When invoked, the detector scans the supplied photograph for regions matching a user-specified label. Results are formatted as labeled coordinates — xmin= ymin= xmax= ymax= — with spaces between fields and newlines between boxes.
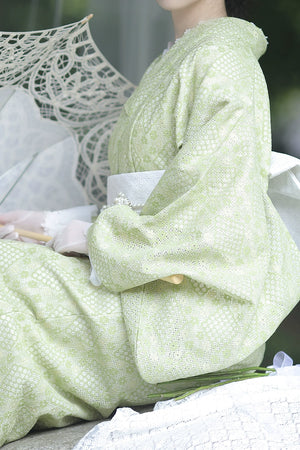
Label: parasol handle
xmin=0 ymin=224 xmax=52 ymax=242
xmin=0 ymin=225 xmax=184 ymax=285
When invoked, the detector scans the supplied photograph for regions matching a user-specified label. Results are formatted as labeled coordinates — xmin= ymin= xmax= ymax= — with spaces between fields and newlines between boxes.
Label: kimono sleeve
xmin=87 ymin=47 xmax=271 ymax=297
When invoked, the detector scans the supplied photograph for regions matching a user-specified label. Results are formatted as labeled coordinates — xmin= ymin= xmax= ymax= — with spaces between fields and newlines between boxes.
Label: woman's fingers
xmin=0 ymin=210 xmax=27 ymax=224
xmin=0 ymin=224 xmax=47 ymax=244
xmin=0 ymin=210 xmax=46 ymax=233
xmin=0 ymin=224 xmax=19 ymax=240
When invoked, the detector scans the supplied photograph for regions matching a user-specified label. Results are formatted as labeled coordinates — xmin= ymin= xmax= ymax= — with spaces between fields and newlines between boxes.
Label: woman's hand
xmin=0 ymin=224 xmax=19 ymax=241
xmin=0 ymin=210 xmax=46 ymax=243
xmin=47 ymin=220 xmax=91 ymax=255
xmin=0 ymin=207 xmax=97 ymax=247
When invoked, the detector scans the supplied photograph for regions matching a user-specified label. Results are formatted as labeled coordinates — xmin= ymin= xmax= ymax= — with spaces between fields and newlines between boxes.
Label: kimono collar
xmin=167 ymin=17 xmax=268 ymax=61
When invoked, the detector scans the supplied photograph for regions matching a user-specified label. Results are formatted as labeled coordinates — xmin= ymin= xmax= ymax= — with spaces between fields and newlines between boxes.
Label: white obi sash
xmin=107 ymin=151 xmax=300 ymax=250
xmin=107 ymin=170 xmax=165 ymax=211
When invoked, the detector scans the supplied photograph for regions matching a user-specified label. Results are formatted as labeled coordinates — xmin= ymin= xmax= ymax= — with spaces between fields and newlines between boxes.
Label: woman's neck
xmin=171 ymin=1 xmax=227 ymax=39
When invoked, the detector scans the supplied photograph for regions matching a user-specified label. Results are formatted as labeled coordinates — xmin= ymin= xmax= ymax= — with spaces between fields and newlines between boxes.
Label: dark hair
xmin=225 ymin=0 xmax=252 ymax=19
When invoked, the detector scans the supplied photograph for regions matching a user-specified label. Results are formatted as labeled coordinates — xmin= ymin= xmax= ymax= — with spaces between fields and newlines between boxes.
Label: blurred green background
xmin=0 ymin=0 xmax=299 ymax=366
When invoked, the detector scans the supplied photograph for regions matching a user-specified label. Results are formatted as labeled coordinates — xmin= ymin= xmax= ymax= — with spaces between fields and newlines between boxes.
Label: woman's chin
xmin=156 ymin=0 xmax=200 ymax=12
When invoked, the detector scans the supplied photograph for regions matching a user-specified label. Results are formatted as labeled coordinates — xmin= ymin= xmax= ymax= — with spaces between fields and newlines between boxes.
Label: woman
xmin=0 ymin=0 xmax=300 ymax=444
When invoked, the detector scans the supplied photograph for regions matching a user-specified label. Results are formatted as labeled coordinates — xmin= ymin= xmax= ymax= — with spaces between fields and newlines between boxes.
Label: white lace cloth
xmin=74 ymin=352 xmax=300 ymax=449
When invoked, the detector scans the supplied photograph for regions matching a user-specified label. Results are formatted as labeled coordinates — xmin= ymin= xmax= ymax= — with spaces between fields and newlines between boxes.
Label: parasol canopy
xmin=0 ymin=86 xmax=87 ymax=211
xmin=0 ymin=15 xmax=135 ymax=210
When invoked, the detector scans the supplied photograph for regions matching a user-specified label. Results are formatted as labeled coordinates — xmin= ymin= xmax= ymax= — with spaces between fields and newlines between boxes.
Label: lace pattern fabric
xmin=74 ymin=371 xmax=300 ymax=449
xmin=88 ymin=18 xmax=300 ymax=383
xmin=0 ymin=86 xmax=89 ymax=211
xmin=0 ymin=17 xmax=135 ymax=208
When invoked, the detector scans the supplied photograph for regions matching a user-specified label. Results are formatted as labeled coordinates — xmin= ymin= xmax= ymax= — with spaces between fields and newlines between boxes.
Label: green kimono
xmin=89 ymin=17 xmax=300 ymax=382
xmin=0 ymin=17 xmax=299 ymax=445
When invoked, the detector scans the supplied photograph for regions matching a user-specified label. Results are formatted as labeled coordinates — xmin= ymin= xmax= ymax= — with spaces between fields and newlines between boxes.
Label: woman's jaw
xmin=156 ymin=0 xmax=227 ymax=39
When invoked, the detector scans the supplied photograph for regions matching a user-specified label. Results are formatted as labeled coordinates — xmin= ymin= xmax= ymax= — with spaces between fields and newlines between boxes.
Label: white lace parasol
xmin=0 ymin=15 xmax=135 ymax=210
